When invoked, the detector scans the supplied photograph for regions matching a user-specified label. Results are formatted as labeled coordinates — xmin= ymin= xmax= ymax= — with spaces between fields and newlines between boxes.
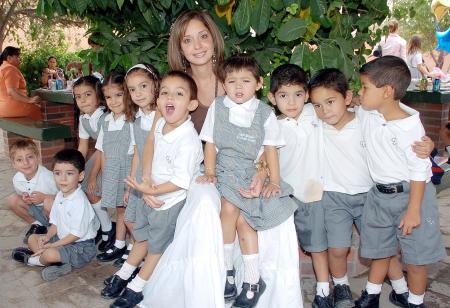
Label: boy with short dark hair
xmin=356 ymin=56 xmax=446 ymax=308
xmin=7 ymin=139 xmax=58 ymax=243
xmin=11 ymin=149 xmax=99 ymax=282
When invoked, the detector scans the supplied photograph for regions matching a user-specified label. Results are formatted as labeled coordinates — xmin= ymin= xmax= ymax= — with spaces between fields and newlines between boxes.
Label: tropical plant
xmin=36 ymin=0 xmax=389 ymax=88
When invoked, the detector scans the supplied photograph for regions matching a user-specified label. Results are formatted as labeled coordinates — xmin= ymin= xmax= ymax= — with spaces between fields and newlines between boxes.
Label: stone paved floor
xmin=0 ymin=153 xmax=449 ymax=308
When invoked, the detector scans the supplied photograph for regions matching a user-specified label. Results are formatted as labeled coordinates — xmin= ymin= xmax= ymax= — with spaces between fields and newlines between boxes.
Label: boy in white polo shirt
xmin=6 ymin=139 xmax=58 ymax=243
xmin=355 ymin=56 xmax=446 ymax=308
xmin=104 ymin=71 xmax=202 ymax=308
xmin=12 ymin=149 xmax=99 ymax=281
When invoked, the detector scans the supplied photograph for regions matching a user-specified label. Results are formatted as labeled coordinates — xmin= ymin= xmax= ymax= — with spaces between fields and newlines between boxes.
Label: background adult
xmin=0 ymin=46 xmax=41 ymax=119
xmin=407 ymin=34 xmax=432 ymax=79
xmin=41 ymin=56 xmax=65 ymax=88
xmin=377 ymin=19 xmax=407 ymax=61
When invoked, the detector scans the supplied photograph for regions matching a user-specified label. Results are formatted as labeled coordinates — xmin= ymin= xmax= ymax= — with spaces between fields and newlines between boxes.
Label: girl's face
xmin=103 ymin=84 xmax=125 ymax=115
xmin=126 ymin=72 xmax=156 ymax=113
xmin=181 ymin=19 xmax=214 ymax=67
xmin=223 ymin=69 xmax=262 ymax=104
xmin=73 ymin=84 xmax=99 ymax=115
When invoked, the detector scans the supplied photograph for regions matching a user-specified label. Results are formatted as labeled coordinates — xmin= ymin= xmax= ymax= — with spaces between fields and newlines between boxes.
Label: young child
xmin=73 ymin=75 xmax=115 ymax=252
xmin=95 ymin=71 xmax=135 ymax=263
xmin=103 ymin=71 xmax=202 ymax=308
xmin=6 ymin=139 xmax=58 ymax=243
xmin=267 ymin=64 xmax=329 ymax=307
xmin=115 ymin=63 xmax=160 ymax=268
xmin=198 ymin=54 xmax=297 ymax=307
xmin=11 ymin=149 xmax=98 ymax=281
xmin=355 ymin=56 xmax=446 ymax=308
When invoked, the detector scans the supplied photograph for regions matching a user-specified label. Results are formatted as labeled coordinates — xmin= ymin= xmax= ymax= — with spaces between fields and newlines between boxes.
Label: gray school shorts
xmin=360 ymin=182 xmax=446 ymax=265
xmin=28 ymin=205 xmax=49 ymax=226
xmin=323 ymin=191 xmax=366 ymax=248
xmin=132 ymin=199 xmax=185 ymax=254
xmin=49 ymin=236 xmax=96 ymax=268
xmin=293 ymin=196 xmax=327 ymax=253
xmin=124 ymin=190 xmax=141 ymax=223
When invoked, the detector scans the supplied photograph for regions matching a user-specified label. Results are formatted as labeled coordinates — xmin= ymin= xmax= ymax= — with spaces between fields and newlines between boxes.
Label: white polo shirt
xmin=357 ymin=104 xmax=432 ymax=184
xmin=13 ymin=165 xmax=58 ymax=206
xmin=200 ymin=96 xmax=285 ymax=159
xmin=78 ymin=107 xmax=105 ymax=139
xmin=50 ymin=186 xmax=99 ymax=241
xmin=152 ymin=117 xmax=203 ymax=211
xmin=135 ymin=109 xmax=156 ymax=131
xmin=278 ymin=103 xmax=324 ymax=202
xmin=95 ymin=112 xmax=135 ymax=155
xmin=322 ymin=113 xmax=374 ymax=194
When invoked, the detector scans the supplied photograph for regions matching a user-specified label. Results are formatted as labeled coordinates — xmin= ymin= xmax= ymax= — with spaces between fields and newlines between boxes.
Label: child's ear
xmin=344 ymin=90 xmax=353 ymax=106
xmin=188 ymin=99 xmax=199 ymax=112
xmin=257 ymin=77 xmax=264 ymax=90
xmin=383 ymin=85 xmax=395 ymax=99
xmin=78 ymin=171 xmax=85 ymax=183
xmin=267 ymin=92 xmax=276 ymax=106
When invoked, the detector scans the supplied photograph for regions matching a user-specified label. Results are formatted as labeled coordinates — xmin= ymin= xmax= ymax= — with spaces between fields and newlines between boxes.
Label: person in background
xmin=0 ymin=46 xmax=41 ymax=119
xmin=375 ymin=19 xmax=407 ymax=61
xmin=406 ymin=34 xmax=433 ymax=79
xmin=41 ymin=56 xmax=65 ymax=88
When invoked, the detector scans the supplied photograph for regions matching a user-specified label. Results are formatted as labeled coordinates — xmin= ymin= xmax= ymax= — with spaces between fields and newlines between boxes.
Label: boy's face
xmin=358 ymin=74 xmax=386 ymax=111
xmin=223 ymin=69 xmax=263 ymax=104
xmin=53 ymin=162 xmax=84 ymax=197
xmin=12 ymin=149 xmax=39 ymax=179
xmin=310 ymin=87 xmax=352 ymax=128
xmin=268 ymin=84 xmax=308 ymax=120
xmin=157 ymin=76 xmax=198 ymax=128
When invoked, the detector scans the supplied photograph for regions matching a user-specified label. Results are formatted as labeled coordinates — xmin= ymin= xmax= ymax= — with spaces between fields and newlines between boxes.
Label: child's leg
xmin=311 ymin=251 xmax=330 ymax=294
xmin=220 ymin=197 xmax=240 ymax=272
xmin=328 ymin=247 xmax=349 ymax=280
xmin=92 ymin=198 xmax=113 ymax=237
xmin=387 ymin=255 xmax=409 ymax=296
xmin=236 ymin=214 xmax=259 ymax=283
xmin=6 ymin=194 xmax=34 ymax=223
xmin=115 ymin=206 xmax=127 ymax=244
xmin=366 ymin=257 xmax=391 ymax=293
xmin=405 ymin=264 xmax=427 ymax=305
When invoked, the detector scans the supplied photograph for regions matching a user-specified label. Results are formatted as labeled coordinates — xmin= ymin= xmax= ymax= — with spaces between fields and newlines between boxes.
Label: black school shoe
xmin=113 ymin=249 xmax=130 ymax=268
xmin=232 ymin=277 xmax=266 ymax=308
xmin=98 ymin=222 xmax=116 ymax=252
xmin=110 ymin=288 xmax=143 ymax=308
xmin=104 ymin=267 xmax=140 ymax=286
xmin=101 ymin=275 xmax=129 ymax=299
xmin=354 ymin=290 xmax=380 ymax=308
xmin=408 ymin=304 xmax=426 ymax=308
xmin=11 ymin=247 xmax=33 ymax=263
xmin=97 ymin=245 xmax=126 ymax=262
xmin=312 ymin=294 xmax=333 ymax=308
xmin=389 ymin=290 xmax=409 ymax=308
xmin=333 ymin=284 xmax=353 ymax=308
xmin=23 ymin=224 xmax=47 ymax=244
xmin=224 ymin=269 xmax=237 ymax=302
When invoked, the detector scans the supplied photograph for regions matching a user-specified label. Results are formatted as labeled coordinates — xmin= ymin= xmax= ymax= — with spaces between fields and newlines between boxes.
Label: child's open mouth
xmin=165 ymin=104 xmax=175 ymax=114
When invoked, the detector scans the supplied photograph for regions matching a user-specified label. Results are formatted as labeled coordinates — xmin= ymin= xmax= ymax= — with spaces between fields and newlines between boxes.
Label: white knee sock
xmin=224 ymin=243 xmax=234 ymax=271
xmin=390 ymin=277 xmax=408 ymax=294
xmin=33 ymin=220 xmax=43 ymax=226
xmin=408 ymin=291 xmax=425 ymax=305
xmin=92 ymin=201 xmax=112 ymax=241
xmin=366 ymin=281 xmax=382 ymax=294
xmin=116 ymin=261 xmax=137 ymax=280
xmin=242 ymin=254 xmax=259 ymax=284
xmin=114 ymin=240 xmax=126 ymax=249
xmin=316 ymin=282 xmax=330 ymax=297
xmin=128 ymin=274 xmax=148 ymax=293
xmin=27 ymin=255 xmax=45 ymax=267
xmin=332 ymin=274 xmax=349 ymax=286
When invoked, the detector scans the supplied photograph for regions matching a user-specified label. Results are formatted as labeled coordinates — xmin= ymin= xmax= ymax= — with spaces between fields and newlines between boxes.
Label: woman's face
xmin=48 ymin=58 xmax=57 ymax=69
xmin=7 ymin=54 xmax=21 ymax=67
xmin=181 ymin=19 xmax=214 ymax=67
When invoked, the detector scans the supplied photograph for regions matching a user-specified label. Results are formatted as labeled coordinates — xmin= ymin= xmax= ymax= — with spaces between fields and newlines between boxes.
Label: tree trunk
xmin=0 ymin=0 xmax=20 ymax=51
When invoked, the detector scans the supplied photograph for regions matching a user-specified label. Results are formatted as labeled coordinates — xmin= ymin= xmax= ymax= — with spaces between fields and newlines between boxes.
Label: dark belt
xmin=375 ymin=182 xmax=404 ymax=194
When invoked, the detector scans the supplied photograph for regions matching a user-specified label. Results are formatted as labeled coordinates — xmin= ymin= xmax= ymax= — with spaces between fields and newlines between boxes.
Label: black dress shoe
xmin=23 ymin=224 xmax=47 ymax=244
xmin=12 ymin=247 xmax=33 ymax=263
xmin=95 ymin=227 xmax=103 ymax=244
xmin=354 ymin=290 xmax=380 ymax=308
xmin=101 ymin=275 xmax=129 ymax=299
xmin=98 ymin=222 xmax=116 ymax=252
xmin=224 ymin=269 xmax=237 ymax=302
xmin=110 ymin=288 xmax=143 ymax=308
xmin=97 ymin=245 xmax=126 ymax=262
xmin=312 ymin=294 xmax=333 ymax=308
xmin=232 ymin=277 xmax=266 ymax=308
xmin=333 ymin=284 xmax=353 ymax=307
xmin=113 ymin=249 xmax=130 ymax=268
xmin=104 ymin=267 xmax=140 ymax=286
xmin=408 ymin=303 xmax=425 ymax=308
xmin=389 ymin=290 xmax=409 ymax=308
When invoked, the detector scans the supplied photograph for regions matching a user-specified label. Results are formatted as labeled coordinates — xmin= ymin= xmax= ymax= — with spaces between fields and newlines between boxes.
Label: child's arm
xmin=262 ymin=145 xmax=281 ymax=198
xmin=28 ymin=191 xmax=55 ymax=205
xmin=43 ymin=233 xmax=80 ymax=249
xmin=196 ymin=142 xmax=217 ymax=184
xmin=77 ymin=138 xmax=89 ymax=159
xmin=86 ymin=150 xmax=102 ymax=195
xmin=141 ymin=110 xmax=161 ymax=183
xmin=399 ymin=180 xmax=425 ymax=236
xmin=124 ymin=146 xmax=139 ymax=205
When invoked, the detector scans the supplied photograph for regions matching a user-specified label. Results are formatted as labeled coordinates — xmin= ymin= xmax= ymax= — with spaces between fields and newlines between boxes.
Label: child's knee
xmin=41 ymin=248 xmax=61 ymax=263
xmin=6 ymin=194 xmax=24 ymax=210
xmin=221 ymin=201 xmax=239 ymax=217
xmin=125 ymin=220 xmax=134 ymax=232
xmin=28 ymin=233 xmax=40 ymax=246
xmin=329 ymin=247 xmax=349 ymax=259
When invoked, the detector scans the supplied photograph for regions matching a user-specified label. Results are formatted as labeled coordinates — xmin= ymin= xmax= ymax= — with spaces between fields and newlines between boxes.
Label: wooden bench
xmin=0 ymin=117 xmax=72 ymax=168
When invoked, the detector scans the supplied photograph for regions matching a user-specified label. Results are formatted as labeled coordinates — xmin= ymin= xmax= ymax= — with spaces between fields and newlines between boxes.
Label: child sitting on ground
xmin=12 ymin=149 xmax=99 ymax=282
xmin=6 ymin=139 xmax=58 ymax=243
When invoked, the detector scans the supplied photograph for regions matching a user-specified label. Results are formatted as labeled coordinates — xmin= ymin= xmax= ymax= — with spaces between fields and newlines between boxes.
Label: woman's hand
xmin=239 ymin=169 xmax=267 ymax=198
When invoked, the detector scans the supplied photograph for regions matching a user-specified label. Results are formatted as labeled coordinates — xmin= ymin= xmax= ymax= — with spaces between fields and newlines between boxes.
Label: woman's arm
xmin=6 ymin=87 xmax=40 ymax=104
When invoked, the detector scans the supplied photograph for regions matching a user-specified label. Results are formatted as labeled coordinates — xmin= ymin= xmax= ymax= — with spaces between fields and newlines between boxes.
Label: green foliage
xmin=36 ymin=0 xmax=389 ymax=87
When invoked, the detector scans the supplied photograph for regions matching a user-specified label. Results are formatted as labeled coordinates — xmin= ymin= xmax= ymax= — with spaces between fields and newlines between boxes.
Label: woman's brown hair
xmin=407 ymin=34 xmax=422 ymax=56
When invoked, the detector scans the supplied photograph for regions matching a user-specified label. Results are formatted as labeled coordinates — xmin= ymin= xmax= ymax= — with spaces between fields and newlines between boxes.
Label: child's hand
xmin=32 ymin=248 xmax=45 ymax=257
xmin=143 ymin=193 xmax=164 ymax=208
xmin=124 ymin=176 xmax=156 ymax=195
xmin=262 ymin=182 xmax=281 ymax=199
xmin=29 ymin=191 xmax=45 ymax=204
xmin=399 ymin=209 xmax=421 ymax=236
xmin=411 ymin=136 xmax=434 ymax=159
xmin=239 ymin=171 xmax=265 ymax=198
xmin=196 ymin=174 xmax=217 ymax=184
xmin=22 ymin=192 xmax=33 ymax=204
xmin=87 ymin=175 xmax=98 ymax=195
xmin=37 ymin=235 xmax=49 ymax=249
xmin=123 ymin=190 xmax=130 ymax=207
